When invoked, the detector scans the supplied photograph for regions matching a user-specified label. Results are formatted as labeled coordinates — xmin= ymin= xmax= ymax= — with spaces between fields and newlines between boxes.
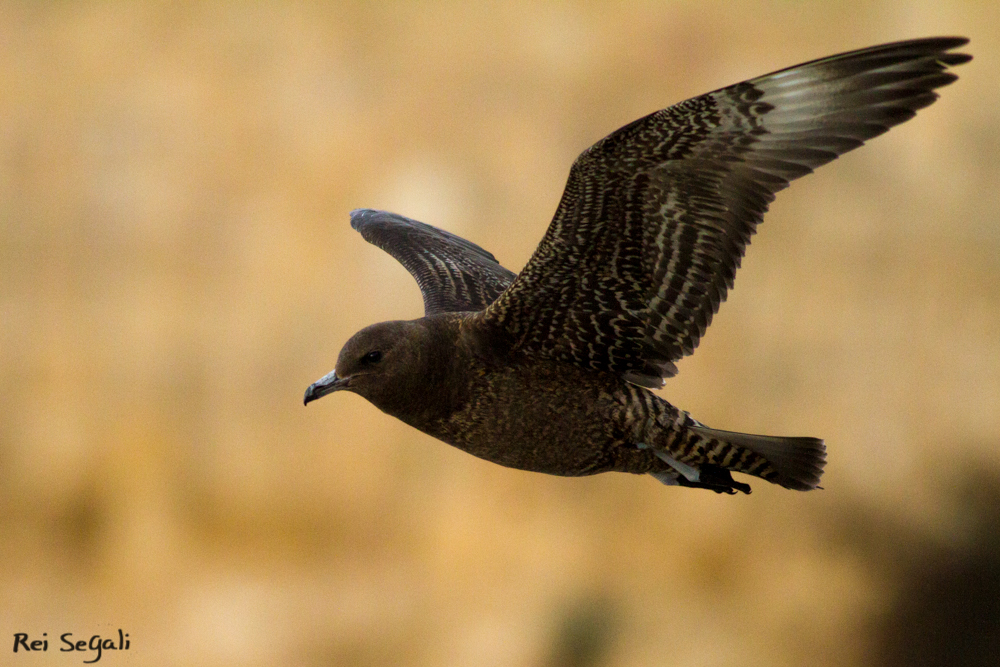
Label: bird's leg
xmin=649 ymin=471 xmax=681 ymax=486
xmin=680 ymin=465 xmax=752 ymax=495
xmin=636 ymin=442 xmax=700 ymax=482
xmin=638 ymin=443 xmax=752 ymax=494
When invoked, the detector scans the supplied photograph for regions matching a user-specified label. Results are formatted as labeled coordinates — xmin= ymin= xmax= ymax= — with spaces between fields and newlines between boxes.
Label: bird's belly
xmin=430 ymin=365 xmax=632 ymax=476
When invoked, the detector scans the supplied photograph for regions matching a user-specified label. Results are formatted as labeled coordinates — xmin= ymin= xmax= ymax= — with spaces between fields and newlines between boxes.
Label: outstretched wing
xmin=476 ymin=37 xmax=970 ymax=387
xmin=350 ymin=208 xmax=517 ymax=315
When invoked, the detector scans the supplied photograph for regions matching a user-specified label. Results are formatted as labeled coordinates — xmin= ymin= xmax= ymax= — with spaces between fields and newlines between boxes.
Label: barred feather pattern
xmin=350 ymin=208 xmax=517 ymax=315
xmin=477 ymin=37 xmax=970 ymax=387
xmin=610 ymin=383 xmax=781 ymax=484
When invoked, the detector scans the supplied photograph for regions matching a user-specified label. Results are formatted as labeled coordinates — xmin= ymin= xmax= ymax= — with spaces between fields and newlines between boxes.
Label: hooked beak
xmin=303 ymin=370 xmax=350 ymax=405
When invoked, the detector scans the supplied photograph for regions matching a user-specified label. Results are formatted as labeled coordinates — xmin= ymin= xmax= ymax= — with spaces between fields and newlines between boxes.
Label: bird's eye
xmin=362 ymin=350 xmax=383 ymax=364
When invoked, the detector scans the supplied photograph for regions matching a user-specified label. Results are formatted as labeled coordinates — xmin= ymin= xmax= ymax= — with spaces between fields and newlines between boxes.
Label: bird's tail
xmin=687 ymin=424 xmax=826 ymax=491
xmin=638 ymin=394 xmax=826 ymax=492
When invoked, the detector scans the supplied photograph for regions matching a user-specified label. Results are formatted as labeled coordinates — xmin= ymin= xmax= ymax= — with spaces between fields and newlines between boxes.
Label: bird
xmin=305 ymin=37 xmax=970 ymax=494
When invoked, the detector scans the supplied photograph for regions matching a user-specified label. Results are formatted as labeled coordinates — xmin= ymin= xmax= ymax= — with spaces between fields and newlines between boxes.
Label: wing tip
xmin=349 ymin=207 xmax=385 ymax=232
xmin=348 ymin=208 xmax=508 ymax=268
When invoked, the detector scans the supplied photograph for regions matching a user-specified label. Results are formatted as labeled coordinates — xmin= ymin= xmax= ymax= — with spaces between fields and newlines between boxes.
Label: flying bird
xmin=305 ymin=38 xmax=970 ymax=494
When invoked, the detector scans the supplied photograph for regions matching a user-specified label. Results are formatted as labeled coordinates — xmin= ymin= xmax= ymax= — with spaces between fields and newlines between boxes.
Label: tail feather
xmin=690 ymin=425 xmax=826 ymax=491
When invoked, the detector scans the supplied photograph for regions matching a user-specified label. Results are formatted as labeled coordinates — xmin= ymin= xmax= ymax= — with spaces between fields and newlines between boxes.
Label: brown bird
xmin=305 ymin=37 xmax=970 ymax=494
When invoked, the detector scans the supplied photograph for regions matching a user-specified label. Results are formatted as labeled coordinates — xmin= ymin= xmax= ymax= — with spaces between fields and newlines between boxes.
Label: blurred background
xmin=1 ymin=2 xmax=998 ymax=666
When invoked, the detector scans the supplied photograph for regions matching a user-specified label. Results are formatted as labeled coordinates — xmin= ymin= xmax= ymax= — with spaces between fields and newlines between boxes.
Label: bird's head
xmin=304 ymin=319 xmax=433 ymax=414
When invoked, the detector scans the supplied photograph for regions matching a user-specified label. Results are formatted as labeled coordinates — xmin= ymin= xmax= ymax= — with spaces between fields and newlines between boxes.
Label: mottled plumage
xmin=306 ymin=38 xmax=969 ymax=494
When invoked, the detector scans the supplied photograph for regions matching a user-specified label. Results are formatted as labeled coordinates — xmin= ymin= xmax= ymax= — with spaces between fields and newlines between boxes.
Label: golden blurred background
xmin=2 ymin=2 xmax=998 ymax=666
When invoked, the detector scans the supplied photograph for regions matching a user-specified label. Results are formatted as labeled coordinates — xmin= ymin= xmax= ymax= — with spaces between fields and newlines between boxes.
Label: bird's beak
xmin=303 ymin=370 xmax=350 ymax=405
